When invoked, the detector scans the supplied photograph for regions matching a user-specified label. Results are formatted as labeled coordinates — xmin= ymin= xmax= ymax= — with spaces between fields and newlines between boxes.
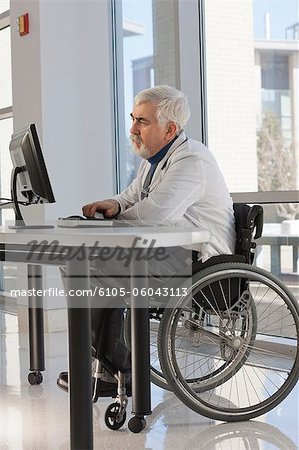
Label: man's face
xmin=130 ymin=101 xmax=174 ymax=159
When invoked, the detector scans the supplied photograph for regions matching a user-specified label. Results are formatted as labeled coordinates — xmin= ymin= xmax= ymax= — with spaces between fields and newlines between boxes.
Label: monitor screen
xmin=8 ymin=124 xmax=55 ymax=228
xmin=9 ymin=123 xmax=55 ymax=204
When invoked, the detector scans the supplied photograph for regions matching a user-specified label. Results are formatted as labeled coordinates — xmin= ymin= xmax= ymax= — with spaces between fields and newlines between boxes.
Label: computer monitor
xmin=9 ymin=123 xmax=55 ymax=229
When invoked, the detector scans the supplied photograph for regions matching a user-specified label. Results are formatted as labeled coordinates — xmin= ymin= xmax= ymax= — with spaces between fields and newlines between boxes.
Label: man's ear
xmin=166 ymin=122 xmax=177 ymax=139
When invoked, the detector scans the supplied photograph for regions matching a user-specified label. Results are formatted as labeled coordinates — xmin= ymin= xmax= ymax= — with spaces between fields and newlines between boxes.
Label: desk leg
xmin=27 ymin=264 xmax=45 ymax=385
xmin=66 ymin=257 xmax=93 ymax=450
xmin=293 ymin=246 xmax=298 ymax=273
xmin=128 ymin=256 xmax=151 ymax=433
xmin=270 ymin=245 xmax=281 ymax=276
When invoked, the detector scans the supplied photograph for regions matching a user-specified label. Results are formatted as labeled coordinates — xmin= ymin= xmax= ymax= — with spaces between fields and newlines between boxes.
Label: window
xmin=111 ymin=0 xmax=298 ymax=284
xmin=113 ymin=0 xmax=180 ymax=189
xmin=261 ymin=54 xmax=292 ymax=147
xmin=0 ymin=2 xmax=12 ymax=292
xmin=0 ymin=22 xmax=12 ymax=109
xmin=203 ymin=0 xmax=298 ymax=294
xmin=0 ymin=3 xmax=13 ymax=226
xmin=0 ymin=0 xmax=9 ymax=15
xmin=204 ymin=0 xmax=298 ymax=198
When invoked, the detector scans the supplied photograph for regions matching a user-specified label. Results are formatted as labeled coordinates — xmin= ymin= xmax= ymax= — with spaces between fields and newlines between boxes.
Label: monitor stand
xmin=9 ymin=167 xmax=54 ymax=230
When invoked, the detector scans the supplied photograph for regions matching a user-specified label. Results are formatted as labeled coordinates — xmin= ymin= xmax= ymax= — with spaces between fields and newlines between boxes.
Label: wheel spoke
xmin=158 ymin=263 xmax=299 ymax=421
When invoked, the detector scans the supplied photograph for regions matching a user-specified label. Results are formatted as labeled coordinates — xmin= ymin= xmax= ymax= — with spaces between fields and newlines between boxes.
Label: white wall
xmin=10 ymin=0 xmax=116 ymax=222
xmin=8 ymin=0 xmax=116 ymax=319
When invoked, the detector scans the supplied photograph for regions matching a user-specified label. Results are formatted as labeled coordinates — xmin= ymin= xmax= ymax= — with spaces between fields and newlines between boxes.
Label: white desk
xmin=0 ymin=225 xmax=210 ymax=449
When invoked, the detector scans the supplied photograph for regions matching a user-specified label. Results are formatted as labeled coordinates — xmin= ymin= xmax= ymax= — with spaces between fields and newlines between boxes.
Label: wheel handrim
xmin=159 ymin=264 xmax=299 ymax=420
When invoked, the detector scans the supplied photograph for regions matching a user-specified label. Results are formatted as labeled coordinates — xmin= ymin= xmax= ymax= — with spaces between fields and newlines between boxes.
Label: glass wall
xmin=0 ymin=3 xmax=13 ymax=226
xmin=204 ymin=0 xmax=298 ymax=200
xmin=0 ymin=27 xmax=11 ymax=109
xmin=0 ymin=118 xmax=13 ymax=225
xmin=203 ymin=0 xmax=298 ymax=288
xmin=116 ymin=0 xmax=180 ymax=189
xmin=115 ymin=0 xmax=298 ymax=202
xmin=0 ymin=0 xmax=9 ymax=15
xmin=113 ymin=0 xmax=298 ymax=288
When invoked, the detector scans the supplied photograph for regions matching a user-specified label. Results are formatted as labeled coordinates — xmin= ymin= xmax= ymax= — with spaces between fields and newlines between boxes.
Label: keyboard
xmin=57 ymin=216 xmax=114 ymax=228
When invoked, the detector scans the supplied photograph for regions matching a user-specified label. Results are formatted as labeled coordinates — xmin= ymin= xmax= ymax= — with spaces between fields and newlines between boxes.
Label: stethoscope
xmin=141 ymin=136 xmax=188 ymax=199
xmin=160 ymin=136 xmax=188 ymax=170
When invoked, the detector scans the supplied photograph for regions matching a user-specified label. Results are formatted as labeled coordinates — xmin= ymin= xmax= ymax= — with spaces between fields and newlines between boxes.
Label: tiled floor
xmin=0 ymin=311 xmax=298 ymax=450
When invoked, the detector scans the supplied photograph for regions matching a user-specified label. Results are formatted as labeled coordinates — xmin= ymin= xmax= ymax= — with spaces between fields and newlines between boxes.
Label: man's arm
xmin=109 ymin=163 xmax=146 ymax=213
xmin=81 ymin=167 xmax=144 ymax=218
xmin=118 ymin=154 xmax=204 ymax=225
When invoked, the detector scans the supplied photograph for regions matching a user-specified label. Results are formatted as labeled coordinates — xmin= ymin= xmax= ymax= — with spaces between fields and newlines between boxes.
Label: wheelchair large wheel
xmin=124 ymin=308 xmax=170 ymax=390
xmin=160 ymin=276 xmax=257 ymax=392
xmin=158 ymin=263 xmax=299 ymax=422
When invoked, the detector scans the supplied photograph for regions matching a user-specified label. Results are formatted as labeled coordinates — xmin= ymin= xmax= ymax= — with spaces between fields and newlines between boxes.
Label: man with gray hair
xmin=84 ymin=85 xmax=235 ymax=258
xmin=57 ymin=85 xmax=235 ymax=397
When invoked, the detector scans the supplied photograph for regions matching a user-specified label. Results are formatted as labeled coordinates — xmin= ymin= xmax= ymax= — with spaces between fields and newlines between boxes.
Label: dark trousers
xmin=60 ymin=246 xmax=194 ymax=374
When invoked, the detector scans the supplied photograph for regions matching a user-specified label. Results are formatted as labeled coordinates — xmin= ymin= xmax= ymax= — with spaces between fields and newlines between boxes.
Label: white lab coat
xmin=112 ymin=132 xmax=236 ymax=261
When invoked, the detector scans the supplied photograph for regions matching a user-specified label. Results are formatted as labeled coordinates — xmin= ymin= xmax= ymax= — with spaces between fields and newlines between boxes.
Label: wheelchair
xmin=123 ymin=203 xmax=299 ymax=424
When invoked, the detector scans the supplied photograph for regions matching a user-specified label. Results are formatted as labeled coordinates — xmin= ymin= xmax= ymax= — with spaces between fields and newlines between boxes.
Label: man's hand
xmin=82 ymin=199 xmax=120 ymax=218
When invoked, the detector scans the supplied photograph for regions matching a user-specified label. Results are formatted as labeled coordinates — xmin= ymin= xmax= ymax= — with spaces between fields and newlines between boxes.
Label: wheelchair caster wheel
xmin=28 ymin=371 xmax=43 ymax=385
xmin=105 ymin=402 xmax=126 ymax=430
xmin=128 ymin=416 xmax=146 ymax=433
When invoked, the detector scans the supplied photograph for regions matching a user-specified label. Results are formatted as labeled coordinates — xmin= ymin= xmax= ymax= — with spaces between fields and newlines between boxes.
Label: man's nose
xmin=130 ymin=121 xmax=140 ymax=134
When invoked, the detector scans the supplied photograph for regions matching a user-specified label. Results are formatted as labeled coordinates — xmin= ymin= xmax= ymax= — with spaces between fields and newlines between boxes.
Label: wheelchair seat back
xmin=192 ymin=203 xmax=264 ymax=311
xmin=233 ymin=203 xmax=263 ymax=264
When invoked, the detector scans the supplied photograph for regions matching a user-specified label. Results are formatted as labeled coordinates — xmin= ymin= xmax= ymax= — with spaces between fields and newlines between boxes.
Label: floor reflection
xmin=0 ymin=310 xmax=297 ymax=449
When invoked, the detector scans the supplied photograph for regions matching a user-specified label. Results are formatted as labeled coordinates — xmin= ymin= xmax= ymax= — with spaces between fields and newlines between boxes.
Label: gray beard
xmin=130 ymin=140 xmax=151 ymax=159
